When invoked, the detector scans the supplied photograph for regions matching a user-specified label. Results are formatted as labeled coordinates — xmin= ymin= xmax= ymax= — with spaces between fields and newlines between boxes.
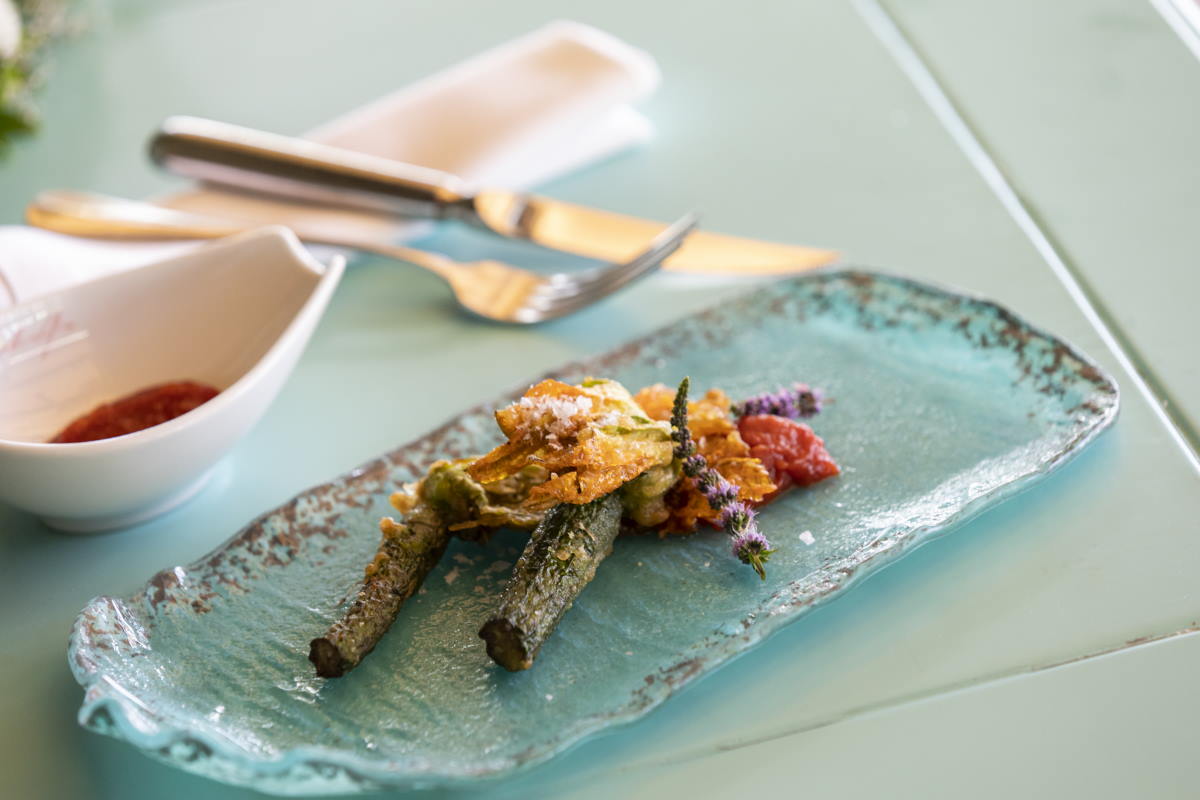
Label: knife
xmin=149 ymin=116 xmax=837 ymax=275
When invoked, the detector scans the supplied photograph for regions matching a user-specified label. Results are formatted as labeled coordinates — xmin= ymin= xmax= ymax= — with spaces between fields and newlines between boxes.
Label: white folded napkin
xmin=0 ymin=20 xmax=658 ymax=309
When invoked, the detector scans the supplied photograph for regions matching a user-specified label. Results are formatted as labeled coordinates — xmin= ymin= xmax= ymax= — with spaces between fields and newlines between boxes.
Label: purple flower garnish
xmin=670 ymin=377 xmax=775 ymax=580
xmin=731 ymin=529 xmax=773 ymax=580
xmin=682 ymin=454 xmax=706 ymax=477
xmin=733 ymin=383 xmax=823 ymax=419
xmin=720 ymin=503 xmax=756 ymax=531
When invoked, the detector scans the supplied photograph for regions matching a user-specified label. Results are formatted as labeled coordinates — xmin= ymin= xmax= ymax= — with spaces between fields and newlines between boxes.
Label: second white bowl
xmin=0 ymin=226 xmax=345 ymax=531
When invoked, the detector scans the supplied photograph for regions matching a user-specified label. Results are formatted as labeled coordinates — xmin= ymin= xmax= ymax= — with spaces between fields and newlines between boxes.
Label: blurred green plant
xmin=1 ymin=0 xmax=70 ymax=155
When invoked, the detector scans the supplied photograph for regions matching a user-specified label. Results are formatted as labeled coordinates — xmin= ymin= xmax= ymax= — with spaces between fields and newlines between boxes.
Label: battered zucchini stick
xmin=310 ymin=461 xmax=546 ymax=678
xmin=309 ymin=503 xmax=449 ymax=678
xmin=479 ymin=493 xmax=622 ymax=671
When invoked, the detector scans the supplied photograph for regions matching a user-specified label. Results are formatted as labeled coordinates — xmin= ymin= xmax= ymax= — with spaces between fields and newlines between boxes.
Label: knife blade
xmin=150 ymin=116 xmax=837 ymax=275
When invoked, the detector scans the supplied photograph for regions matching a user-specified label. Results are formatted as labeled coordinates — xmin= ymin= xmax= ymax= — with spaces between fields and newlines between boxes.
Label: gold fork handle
xmin=25 ymin=190 xmax=462 ymax=281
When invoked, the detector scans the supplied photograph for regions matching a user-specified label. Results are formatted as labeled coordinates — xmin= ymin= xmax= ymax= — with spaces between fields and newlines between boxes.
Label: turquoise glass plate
xmin=68 ymin=270 xmax=1118 ymax=795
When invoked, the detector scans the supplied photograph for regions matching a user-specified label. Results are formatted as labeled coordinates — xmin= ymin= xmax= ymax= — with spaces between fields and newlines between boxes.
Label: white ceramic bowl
xmin=0 ymin=226 xmax=345 ymax=531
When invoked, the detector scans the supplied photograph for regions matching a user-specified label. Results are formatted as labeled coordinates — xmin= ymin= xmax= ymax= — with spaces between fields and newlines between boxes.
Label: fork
xmin=25 ymin=191 xmax=697 ymax=324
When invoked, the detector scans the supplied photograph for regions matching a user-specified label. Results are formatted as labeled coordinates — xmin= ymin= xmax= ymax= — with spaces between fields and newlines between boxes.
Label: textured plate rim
xmin=67 ymin=267 xmax=1120 ymax=793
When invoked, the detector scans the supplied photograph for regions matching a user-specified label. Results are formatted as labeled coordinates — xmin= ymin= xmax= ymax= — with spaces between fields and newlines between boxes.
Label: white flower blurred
xmin=0 ymin=0 xmax=21 ymax=61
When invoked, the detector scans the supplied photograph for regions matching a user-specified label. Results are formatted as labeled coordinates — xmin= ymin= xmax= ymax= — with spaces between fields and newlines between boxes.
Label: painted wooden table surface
xmin=1 ymin=0 xmax=1197 ymax=797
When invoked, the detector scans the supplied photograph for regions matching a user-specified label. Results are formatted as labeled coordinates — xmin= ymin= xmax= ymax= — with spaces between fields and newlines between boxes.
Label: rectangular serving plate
xmin=68 ymin=270 xmax=1118 ymax=795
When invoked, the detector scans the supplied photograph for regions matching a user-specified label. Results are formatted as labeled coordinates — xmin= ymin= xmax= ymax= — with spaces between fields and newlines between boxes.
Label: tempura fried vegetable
xmin=309 ymin=502 xmax=449 ymax=678
xmin=620 ymin=462 xmax=679 ymax=528
xmin=310 ymin=461 xmax=546 ymax=678
xmin=633 ymin=384 xmax=776 ymax=532
xmin=390 ymin=459 xmax=548 ymax=542
xmin=479 ymin=493 xmax=623 ymax=671
xmin=468 ymin=379 xmax=673 ymax=507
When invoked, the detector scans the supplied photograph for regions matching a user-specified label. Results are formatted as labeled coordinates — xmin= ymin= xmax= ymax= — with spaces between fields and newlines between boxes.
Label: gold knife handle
xmin=149 ymin=116 xmax=480 ymax=222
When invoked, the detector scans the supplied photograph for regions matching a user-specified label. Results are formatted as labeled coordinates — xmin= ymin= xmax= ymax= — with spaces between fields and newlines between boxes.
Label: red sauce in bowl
xmin=50 ymin=381 xmax=220 ymax=443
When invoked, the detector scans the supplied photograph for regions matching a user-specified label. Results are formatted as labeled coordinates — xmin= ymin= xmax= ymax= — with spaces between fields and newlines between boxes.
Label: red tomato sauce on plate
xmin=50 ymin=381 xmax=220 ymax=443
xmin=738 ymin=414 xmax=840 ymax=499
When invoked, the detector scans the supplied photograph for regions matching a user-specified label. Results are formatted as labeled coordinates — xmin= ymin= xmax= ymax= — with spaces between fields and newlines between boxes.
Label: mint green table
xmin=2 ymin=1 xmax=1198 ymax=797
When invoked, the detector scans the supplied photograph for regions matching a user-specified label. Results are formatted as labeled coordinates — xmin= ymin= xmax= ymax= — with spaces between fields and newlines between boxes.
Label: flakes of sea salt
xmin=595 ymin=411 xmax=621 ymax=427
xmin=799 ymin=530 xmax=815 ymax=545
xmin=517 ymin=394 xmax=594 ymax=437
